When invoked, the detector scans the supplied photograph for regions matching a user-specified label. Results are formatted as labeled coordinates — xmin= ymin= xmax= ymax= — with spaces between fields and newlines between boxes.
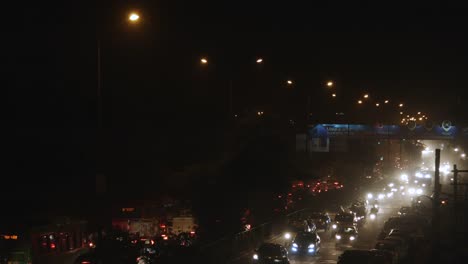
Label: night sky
xmin=3 ymin=0 xmax=467 ymax=207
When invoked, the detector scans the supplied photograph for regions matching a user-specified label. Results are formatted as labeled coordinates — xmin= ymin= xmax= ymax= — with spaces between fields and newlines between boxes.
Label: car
xmin=335 ymin=226 xmax=358 ymax=245
xmin=309 ymin=212 xmax=331 ymax=231
xmin=338 ymin=249 xmax=394 ymax=264
xmin=337 ymin=250 xmax=373 ymax=264
xmin=282 ymin=218 xmax=315 ymax=246
xmin=374 ymin=240 xmax=402 ymax=263
xmin=252 ymin=243 xmax=290 ymax=264
xmin=289 ymin=231 xmax=321 ymax=255
xmin=332 ymin=212 xmax=357 ymax=231
xmin=398 ymin=206 xmax=412 ymax=216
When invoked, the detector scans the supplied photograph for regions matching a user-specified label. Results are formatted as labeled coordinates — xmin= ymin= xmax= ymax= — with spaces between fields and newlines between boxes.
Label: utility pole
xmin=432 ymin=149 xmax=441 ymax=263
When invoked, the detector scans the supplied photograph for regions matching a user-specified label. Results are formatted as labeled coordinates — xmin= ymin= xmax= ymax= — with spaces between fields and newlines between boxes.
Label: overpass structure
xmin=297 ymin=121 xmax=468 ymax=153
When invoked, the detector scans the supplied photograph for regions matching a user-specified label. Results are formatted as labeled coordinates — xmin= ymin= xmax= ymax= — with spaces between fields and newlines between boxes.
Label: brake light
xmin=190 ymin=231 xmax=195 ymax=235
xmin=81 ymin=262 xmax=91 ymax=264
xmin=50 ymin=243 xmax=56 ymax=249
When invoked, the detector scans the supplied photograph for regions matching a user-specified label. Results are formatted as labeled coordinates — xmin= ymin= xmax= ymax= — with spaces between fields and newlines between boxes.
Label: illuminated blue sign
xmin=308 ymin=123 xmax=459 ymax=140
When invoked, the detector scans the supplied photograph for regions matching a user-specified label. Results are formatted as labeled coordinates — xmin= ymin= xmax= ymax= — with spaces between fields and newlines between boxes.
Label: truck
xmin=170 ymin=217 xmax=197 ymax=235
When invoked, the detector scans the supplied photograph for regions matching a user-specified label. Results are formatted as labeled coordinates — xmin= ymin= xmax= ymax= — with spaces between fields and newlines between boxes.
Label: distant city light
xmin=384 ymin=100 xmax=389 ymax=104
xmin=256 ymin=58 xmax=263 ymax=63
xmin=399 ymin=103 xmax=404 ymax=107
xmin=287 ymin=80 xmax=293 ymax=85
xmin=327 ymin=81 xmax=334 ymax=87
xmin=200 ymin=58 xmax=208 ymax=64
xmin=363 ymin=94 xmax=369 ymax=99
xmin=358 ymin=100 xmax=363 ymax=104
xmin=332 ymin=93 xmax=336 ymax=97
xmin=376 ymin=103 xmax=380 ymax=107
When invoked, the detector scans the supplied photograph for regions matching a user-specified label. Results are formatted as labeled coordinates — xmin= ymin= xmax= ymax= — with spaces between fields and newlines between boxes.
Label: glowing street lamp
xmin=332 ymin=93 xmax=336 ymax=98
xmin=384 ymin=100 xmax=389 ymax=104
xmin=287 ymin=80 xmax=293 ymax=85
xmin=200 ymin=58 xmax=208 ymax=64
xmin=327 ymin=81 xmax=334 ymax=87
xmin=399 ymin=103 xmax=404 ymax=107
xmin=128 ymin=12 xmax=140 ymax=22
xmin=358 ymin=100 xmax=363 ymax=104
xmin=256 ymin=58 xmax=263 ymax=64
xmin=363 ymin=94 xmax=369 ymax=99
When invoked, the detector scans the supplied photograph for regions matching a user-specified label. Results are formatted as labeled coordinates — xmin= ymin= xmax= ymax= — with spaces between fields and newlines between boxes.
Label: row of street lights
xmin=107 ymin=11 xmax=430 ymax=125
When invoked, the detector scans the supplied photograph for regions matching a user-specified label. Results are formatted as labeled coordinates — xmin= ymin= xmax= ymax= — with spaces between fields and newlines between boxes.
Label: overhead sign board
xmin=308 ymin=123 xmax=459 ymax=140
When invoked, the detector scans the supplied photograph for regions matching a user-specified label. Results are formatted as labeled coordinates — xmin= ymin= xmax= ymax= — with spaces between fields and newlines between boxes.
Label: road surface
xmin=229 ymin=201 xmax=402 ymax=264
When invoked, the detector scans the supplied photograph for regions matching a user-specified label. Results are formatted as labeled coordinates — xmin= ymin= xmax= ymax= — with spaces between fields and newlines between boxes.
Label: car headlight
xmin=335 ymin=235 xmax=341 ymax=240
xmin=308 ymin=244 xmax=315 ymax=249
xmin=350 ymin=236 xmax=355 ymax=241
xmin=253 ymin=254 xmax=258 ymax=260
xmin=292 ymin=243 xmax=298 ymax=248
xmin=332 ymin=224 xmax=337 ymax=229
xmin=284 ymin=233 xmax=291 ymax=240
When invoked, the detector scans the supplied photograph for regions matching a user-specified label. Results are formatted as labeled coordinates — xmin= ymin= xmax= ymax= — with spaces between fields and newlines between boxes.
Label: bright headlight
xmin=335 ymin=235 xmax=341 ymax=240
xmin=400 ymin=174 xmax=408 ymax=181
xmin=292 ymin=243 xmax=298 ymax=248
xmin=308 ymin=244 xmax=315 ymax=249
xmin=349 ymin=236 xmax=355 ymax=241
xmin=284 ymin=233 xmax=291 ymax=240
xmin=253 ymin=254 xmax=258 ymax=260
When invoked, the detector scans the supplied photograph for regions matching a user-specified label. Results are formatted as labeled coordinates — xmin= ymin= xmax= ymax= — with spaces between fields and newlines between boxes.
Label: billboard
xmin=308 ymin=122 xmax=459 ymax=140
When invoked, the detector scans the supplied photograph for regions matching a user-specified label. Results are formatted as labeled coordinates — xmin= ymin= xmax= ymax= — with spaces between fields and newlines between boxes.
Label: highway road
xmin=229 ymin=200 xmax=403 ymax=264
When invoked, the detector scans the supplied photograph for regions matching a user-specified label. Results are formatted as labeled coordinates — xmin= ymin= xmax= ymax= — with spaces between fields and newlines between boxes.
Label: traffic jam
xmin=249 ymin=169 xmax=435 ymax=264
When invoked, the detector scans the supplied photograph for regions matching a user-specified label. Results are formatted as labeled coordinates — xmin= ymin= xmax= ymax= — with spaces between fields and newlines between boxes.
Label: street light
xmin=417 ymin=112 xmax=421 ymax=115
xmin=256 ymin=58 xmax=263 ymax=64
xmin=376 ymin=103 xmax=380 ymax=107
xmin=363 ymin=94 xmax=369 ymax=99
xmin=384 ymin=100 xmax=389 ymax=104
xmin=332 ymin=93 xmax=336 ymax=98
xmin=454 ymin=148 xmax=459 ymax=152
xmin=327 ymin=81 xmax=334 ymax=87
xmin=200 ymin=58 xmax=208 ymax=64
xmin=287 ymin=80 xmax=293 ymax=85
xmin=358 ymin=100 xmax=363 ymax=104
xmin=399 ymin=103 xmax=404 ymax=107
xmin=400 ymin=112 xmax=403 ymax=115
xmin=128 ymin=12 xmax=140 ymax=22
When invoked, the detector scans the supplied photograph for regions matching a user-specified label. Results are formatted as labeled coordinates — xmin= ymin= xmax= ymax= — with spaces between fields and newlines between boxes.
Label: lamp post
xmin=97 ymin=12 xmax=141 ymax=194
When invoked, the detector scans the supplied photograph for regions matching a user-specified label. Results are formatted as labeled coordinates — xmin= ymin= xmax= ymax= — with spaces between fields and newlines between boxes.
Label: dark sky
xmin=3 ymin=0 xmax=467 ymax=202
